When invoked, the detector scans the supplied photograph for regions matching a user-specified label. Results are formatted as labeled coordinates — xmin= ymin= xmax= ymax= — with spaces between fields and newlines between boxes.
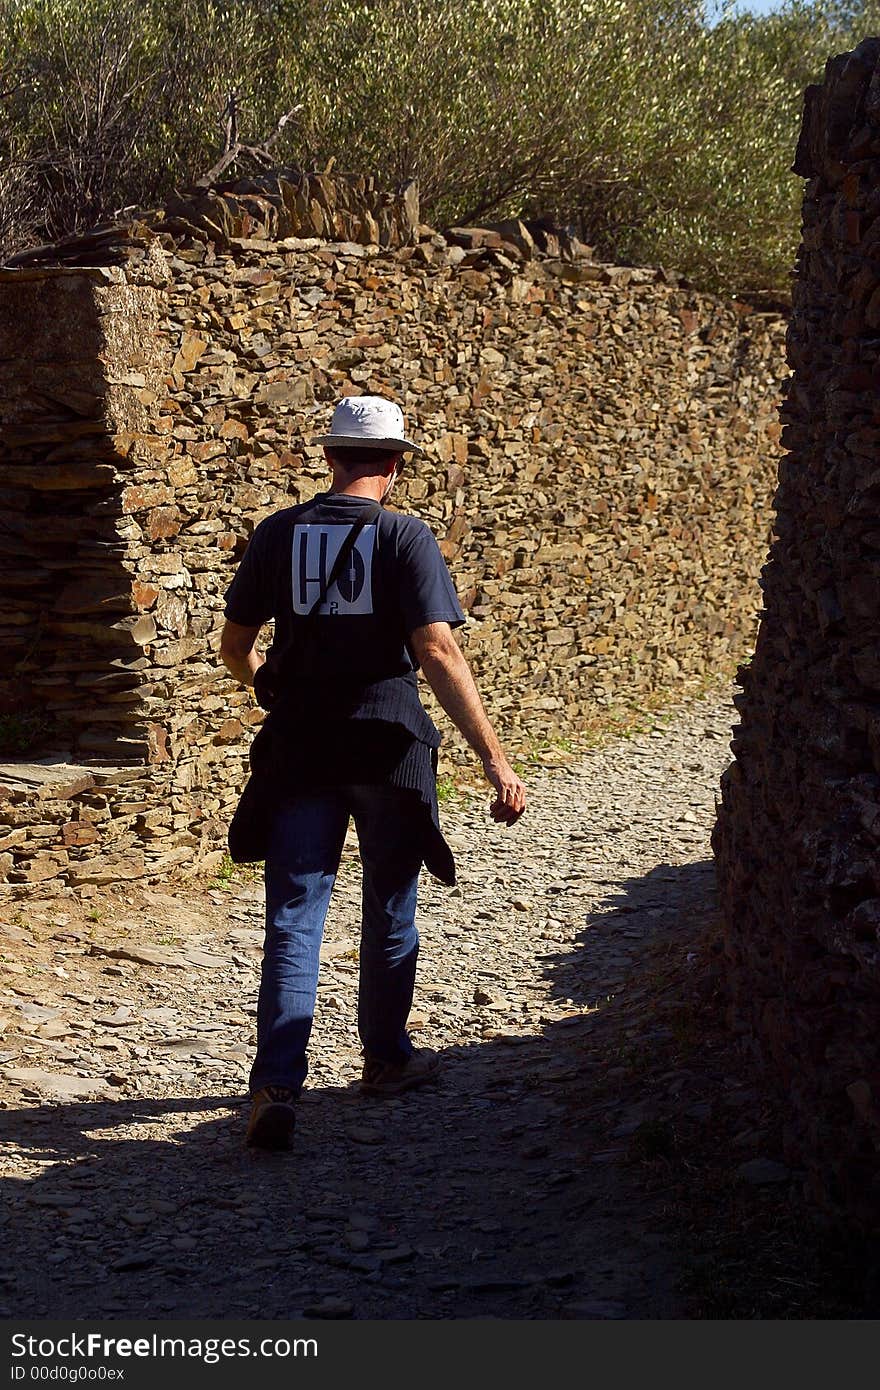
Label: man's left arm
xmin=409 ymin=621 xmax=526 ymax=826
xmin=220 ymin=619 xmax=265 ymax=686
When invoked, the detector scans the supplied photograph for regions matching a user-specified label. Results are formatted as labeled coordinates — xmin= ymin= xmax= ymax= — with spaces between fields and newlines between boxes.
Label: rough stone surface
xmin=713 ymin=38 xmax=880 ymax=1223
xmin=0 ymin=690 xmax=767 ymax=1319
xmin=1 ymin=182 xmax=786 ymax=891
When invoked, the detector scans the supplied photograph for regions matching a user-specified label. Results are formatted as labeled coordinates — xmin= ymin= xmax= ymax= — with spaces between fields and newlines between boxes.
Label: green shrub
xmin=2 ymin=0 xmax=880 ymax=292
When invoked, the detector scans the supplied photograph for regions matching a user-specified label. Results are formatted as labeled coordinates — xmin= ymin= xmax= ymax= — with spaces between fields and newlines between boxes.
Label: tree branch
xmin=223 ymin=88 xmax=239 ymax=154
xmin=195 ymin=99 xmax=302 ymax=188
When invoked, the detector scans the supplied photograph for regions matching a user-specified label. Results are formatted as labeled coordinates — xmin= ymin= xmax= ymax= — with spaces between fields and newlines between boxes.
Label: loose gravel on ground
xmin=0 ymin=687 xmax=794 ymax=1319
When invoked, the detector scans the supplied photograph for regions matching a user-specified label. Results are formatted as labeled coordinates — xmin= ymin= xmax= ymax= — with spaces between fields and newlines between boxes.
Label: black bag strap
xmin=304 ymin=503 xmax=380 ymax=621
xmin=261 ymin=503 xmax=380 ymax=692
xmin=254 ymin=501 xmax=382 ymax=711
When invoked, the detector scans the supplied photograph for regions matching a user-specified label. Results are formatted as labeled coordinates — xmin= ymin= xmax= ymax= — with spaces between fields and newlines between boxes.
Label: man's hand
xmin=410 ymin=622 xmax=528 ymax=829
xmin=483 ymin=754 xmax=527 ymax=826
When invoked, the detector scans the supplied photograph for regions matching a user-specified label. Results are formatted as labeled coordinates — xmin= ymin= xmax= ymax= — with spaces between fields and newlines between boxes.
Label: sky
xmin=706 ymin=0 xmax=785 ymax=16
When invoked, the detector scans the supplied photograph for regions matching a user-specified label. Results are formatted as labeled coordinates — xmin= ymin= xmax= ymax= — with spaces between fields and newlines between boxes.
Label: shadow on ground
xmin=1 ymin=856 xmax=871 ymax=1319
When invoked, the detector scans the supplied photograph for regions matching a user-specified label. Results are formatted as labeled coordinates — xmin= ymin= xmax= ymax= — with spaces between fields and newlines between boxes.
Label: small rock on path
xmin=0 ymin=688 xmax=762 ymax=1318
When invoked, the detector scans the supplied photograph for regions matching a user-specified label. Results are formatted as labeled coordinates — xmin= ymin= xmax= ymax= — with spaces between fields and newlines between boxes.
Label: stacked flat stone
xmin=713 ymin=37 xmax=880 ymax=1222
xmin=5 ymin=172 xmax=421 ymax=267
xmin=0 ymin=176 xmax=786 ymax=891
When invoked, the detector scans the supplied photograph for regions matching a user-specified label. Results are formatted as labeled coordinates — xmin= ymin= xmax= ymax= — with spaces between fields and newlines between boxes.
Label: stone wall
xmin=1 ymin=183 xmax=787 ymax=893
xmin=713 ymin=39 xmax=880 ymax=1221
xmin=6 ymin=171 xmax=421 ymax=266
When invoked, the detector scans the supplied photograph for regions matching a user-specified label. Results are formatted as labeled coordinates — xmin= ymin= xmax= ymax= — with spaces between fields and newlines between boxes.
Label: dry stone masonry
xmin=7 ymin=170 xmax=422 ymax=264
xmin=1 ymin=174 xmax=786 ymax=892
xmin=713 ymin=39 xmax=880 ymax=1223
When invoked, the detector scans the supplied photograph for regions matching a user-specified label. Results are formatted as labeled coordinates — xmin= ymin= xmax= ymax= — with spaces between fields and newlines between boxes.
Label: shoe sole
xmin=361 ymin=1067 xmax=439 ymax=1097
xmin=246 ymin=1103 xmax=296 ymax=1151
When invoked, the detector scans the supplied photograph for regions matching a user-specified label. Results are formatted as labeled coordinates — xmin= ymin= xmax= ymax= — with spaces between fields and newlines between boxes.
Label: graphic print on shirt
xmin=290 ymin=523 xmax=377 ymax=616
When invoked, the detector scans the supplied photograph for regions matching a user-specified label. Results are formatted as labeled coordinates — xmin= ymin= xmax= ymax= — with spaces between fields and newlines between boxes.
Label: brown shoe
xmin=246 ymin=1085 xmax=297 ymax=1150
xmin=361 ymin=1048 xmax=439 ymax=1097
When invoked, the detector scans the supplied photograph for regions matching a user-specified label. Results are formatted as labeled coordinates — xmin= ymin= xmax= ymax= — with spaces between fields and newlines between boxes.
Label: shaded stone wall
xmin=713 ymin=38 xmax=880 ymax=1220
xmin=1 ymin=189 xmax=786 ymax=893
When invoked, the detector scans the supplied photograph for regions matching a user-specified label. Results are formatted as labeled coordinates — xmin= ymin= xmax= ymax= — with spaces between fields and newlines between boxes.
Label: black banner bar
xmin=1 ymin=1319 xmax=870 ymax=1389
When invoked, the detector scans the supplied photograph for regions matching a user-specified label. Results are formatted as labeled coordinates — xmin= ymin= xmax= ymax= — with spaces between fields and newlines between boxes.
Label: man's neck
xmin=328 ymin=475 xmax=389 ymax=502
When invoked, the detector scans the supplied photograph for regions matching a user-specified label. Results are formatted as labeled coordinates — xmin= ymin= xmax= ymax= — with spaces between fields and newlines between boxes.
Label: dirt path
xmin=0 ymin=688 xmax=856 ymax=1319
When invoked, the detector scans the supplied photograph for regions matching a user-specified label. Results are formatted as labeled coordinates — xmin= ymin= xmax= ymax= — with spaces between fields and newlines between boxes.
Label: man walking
xmin=220 ymin=395 xmax=526 ymax=1150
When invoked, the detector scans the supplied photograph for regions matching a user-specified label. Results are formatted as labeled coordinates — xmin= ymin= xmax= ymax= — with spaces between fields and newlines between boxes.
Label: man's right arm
xmin=409 ymin=621 xmax=526 ymax=826
xmin=220 ymin=619 xmax=265 ymax=686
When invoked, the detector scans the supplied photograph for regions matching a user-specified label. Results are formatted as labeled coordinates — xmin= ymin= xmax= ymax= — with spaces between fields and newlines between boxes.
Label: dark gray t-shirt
xmin=225 ymin=492 xmax=464 ymax=673
xmin=224 ymin=492 xmax=463 ymax=882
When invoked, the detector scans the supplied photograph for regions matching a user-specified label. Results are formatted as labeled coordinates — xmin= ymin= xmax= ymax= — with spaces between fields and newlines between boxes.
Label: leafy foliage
xmin=2 ymin=0 xmax=880 ymax=290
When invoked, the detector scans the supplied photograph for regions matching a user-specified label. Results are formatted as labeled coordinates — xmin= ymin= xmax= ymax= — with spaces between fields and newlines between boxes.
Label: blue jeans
xmin=249 ymin=784 xmax=423 ymax=1097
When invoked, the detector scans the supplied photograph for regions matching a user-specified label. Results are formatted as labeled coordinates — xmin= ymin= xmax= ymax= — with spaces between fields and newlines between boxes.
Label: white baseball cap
xmin=312 ymin=395 xmax=424 ymax=455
